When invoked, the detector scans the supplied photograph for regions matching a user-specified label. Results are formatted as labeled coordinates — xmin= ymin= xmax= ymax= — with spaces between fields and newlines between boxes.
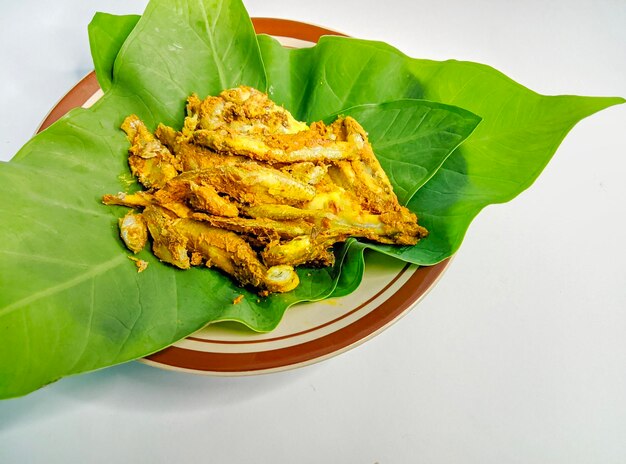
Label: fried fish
xmin=104 ymin=86 xmax=427 ymax=294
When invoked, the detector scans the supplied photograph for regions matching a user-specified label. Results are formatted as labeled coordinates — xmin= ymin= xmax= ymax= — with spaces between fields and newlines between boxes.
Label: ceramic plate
xmin=38 ymin=18 xmax=451 ymax=376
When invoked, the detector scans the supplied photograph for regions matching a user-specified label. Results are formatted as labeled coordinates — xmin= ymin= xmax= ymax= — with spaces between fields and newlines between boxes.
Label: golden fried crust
xmin=199 ymin=86 xmax=308 ymax=135
xmin=188 ymin=182 xmax=239 ymax=217
xmin=193 ymin=127 xmax=360 ymax=164
xmin=176 ymin=218 xmax=299 ymax=293
xmin=176 ymin=218 xmax=267 ymax=287
xmin=241 ymin=204 xmax=328 ymax=221
xmin=118 ymin=211 xmax=148 ymax=254
xmin=141 ymin=206 xmax=299 ymax=293
xmin=102 ymin=191 xmax=153 ymax=208
xmin=280 ymin=162 xmax=328 ymax=185
xmin=154 ymin=124 xmax=180 ymax=152
xmin=156 ymin=123 xmax=246 ymax=172
xmin=325 ymin=116 xmax=402 ymax=214
xmin=191 ymin=212 xmax=312 ymax=241
xmin=261 ymin=236 xmax=336 ymax=268
xmin=105 ymin=87 xmax=427 ymax=294
xmin=142 ymin=205 xmax=190 ymax=269
xmin=174 ymin=163 xmax=316 ymax=206
xmin=121 ymin=115 xmax=181 ymax=189
xmin=189 ymin=87 xmax=365 ymax=165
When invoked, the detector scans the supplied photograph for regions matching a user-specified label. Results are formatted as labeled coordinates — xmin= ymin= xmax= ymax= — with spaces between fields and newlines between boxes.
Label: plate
xmin=37 ymin=18 xmax=451 ymax=375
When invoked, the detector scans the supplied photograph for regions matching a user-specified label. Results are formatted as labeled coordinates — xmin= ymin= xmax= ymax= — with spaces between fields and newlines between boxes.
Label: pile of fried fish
xmin=103 ymin=86 xmax=427 ymax=294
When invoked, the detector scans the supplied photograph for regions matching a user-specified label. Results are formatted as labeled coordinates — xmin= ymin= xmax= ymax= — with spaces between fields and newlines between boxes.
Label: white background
xmin=1 ymin=0 xmax=625 ymax=462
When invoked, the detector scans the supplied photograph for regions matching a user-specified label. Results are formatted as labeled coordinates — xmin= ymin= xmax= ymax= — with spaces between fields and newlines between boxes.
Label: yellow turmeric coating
xmin=103 ymin=86 xmax=427 ymax=294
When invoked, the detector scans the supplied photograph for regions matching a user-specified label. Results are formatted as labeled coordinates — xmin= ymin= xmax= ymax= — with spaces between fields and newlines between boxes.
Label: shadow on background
xmin=0 ymin=359 xmax=319 ymax=432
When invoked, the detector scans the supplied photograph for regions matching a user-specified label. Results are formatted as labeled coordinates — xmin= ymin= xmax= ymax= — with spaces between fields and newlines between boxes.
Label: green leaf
xmin=88 ymin=13 xmax=141 ymax=92
xmin=256 ymin=35 xmax=624 ymax=265
xmin=328 ymin=239 xmax=366 ymax=298
xmin=373 ymin=64 xmax=625 ymax=264
xmin=258 ymin=34 xmax=425 ymax=122
xmin=0 ymin=0 xmax=271 ymax=399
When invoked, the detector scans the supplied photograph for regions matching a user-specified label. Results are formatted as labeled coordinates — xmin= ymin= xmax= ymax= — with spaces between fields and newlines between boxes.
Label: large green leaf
xmin=376 ymin=59 xmax=625 ymax=264
xmin=0 ymin=0 xmax=485 ymax=398
xmin=0 ymin=0 xmax=269 ymax=399
xmin=257 ymin=35 xmax=624 ymax=264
